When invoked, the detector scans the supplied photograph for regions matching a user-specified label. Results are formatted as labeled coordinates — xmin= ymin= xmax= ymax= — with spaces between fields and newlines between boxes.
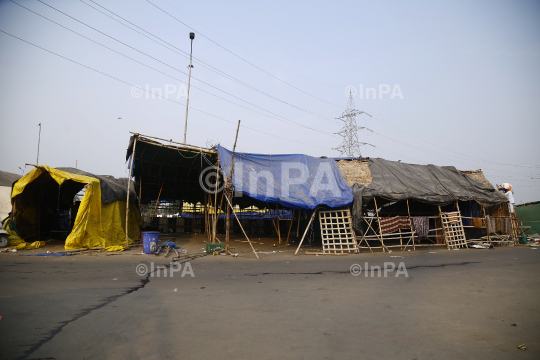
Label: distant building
xmin=0 ymin=170 xmax=21 ymax=221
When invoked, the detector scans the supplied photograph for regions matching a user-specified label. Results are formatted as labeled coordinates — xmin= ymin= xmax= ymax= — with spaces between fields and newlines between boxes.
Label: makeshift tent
xmin=126 ymin=134 xmax=218 ymax=204
xmin=334 ymin=158 xmax=515 ymax=252
xmin=217 ymin=145 xmax=353 ymax=209
xmin=352 ymin=158 xmax=506 ymax=206
xmin=8 ymin=166 xmax=141 ymax=250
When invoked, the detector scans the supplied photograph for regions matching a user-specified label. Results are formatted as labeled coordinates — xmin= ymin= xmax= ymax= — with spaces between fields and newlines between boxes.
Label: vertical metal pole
xmin=126 ymin=137 xmax=137 ymax=248
xmin=183 ymin=36 xmax=194 ymax=144
xmin=36 ymin=123 xmax=41 ymax=165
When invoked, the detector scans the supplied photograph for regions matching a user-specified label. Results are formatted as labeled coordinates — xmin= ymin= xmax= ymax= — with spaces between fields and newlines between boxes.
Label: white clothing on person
xmin=505 ymin=191 xmax=515 ymax=213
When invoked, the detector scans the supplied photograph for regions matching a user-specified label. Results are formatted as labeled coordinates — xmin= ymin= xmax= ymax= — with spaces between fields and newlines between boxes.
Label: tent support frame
xmin=125 ymin=135 xmax=137 ymax=248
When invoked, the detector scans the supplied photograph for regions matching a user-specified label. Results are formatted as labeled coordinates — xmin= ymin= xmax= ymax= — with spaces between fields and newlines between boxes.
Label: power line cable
xmin=370 ymin=115 xmax=540 ymax=168
xmin=135 ymin=0 xmax=538 ymax=166
xmin=371 ymin=130 xmax=539 ymax=176
xmin=157 ymin=0 xmax=342 ymax=89
xmin=83 ymin=0 xmax=534 ymax=170
xmin=145 ymin=0 xmax=345 ymax=109
xmin=0 ymin=28 xmax=332 ymax=151
xmin=10 ymin=0 xmax=339 ymax=138
xmin=37 ymin=0 xmax=339 ymax=123
xmin=82 ymin=0 xmax=339 ymax=123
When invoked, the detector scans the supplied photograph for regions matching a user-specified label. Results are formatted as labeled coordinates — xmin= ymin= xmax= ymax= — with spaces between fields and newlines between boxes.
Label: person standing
xmin=501 ymin=181 xmax=515 ymax=213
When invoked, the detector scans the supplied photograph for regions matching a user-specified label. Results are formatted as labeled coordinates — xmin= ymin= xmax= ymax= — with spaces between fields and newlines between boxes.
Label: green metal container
xmin=205 ymin=242 xmax=224 ymax=253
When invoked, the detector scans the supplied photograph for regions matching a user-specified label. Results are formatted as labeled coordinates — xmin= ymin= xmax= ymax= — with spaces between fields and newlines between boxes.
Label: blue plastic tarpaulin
xmin=217 ymin=146 xmax=353 ymax=210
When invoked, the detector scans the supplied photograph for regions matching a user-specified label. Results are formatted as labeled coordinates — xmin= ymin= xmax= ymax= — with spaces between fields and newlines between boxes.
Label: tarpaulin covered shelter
xmin=7 ymin=165 xmax=141 ymax=250
xmin=217 ymin=145 xmax=353 ymax=210
xmin=335 ymin=158 xmax=516 ymax=252
xmin=351 ymin=158 xmax=507 ymax=208
xmin=126 ymin=134 xmax=218 ymax=204
xmin=126 ymin=134 xmax=353 ymax=210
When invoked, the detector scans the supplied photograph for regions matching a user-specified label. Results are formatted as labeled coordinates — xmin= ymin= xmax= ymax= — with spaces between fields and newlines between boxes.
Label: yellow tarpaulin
xmin=11 ymin=165 xmax=141 ymax=250
xmin=2 ymin=219 xmax=46 ymax=249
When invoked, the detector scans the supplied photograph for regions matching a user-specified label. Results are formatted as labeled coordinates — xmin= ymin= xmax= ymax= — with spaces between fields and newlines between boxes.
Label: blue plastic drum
xmin=142 ymin=231 xmax=160 ymax=254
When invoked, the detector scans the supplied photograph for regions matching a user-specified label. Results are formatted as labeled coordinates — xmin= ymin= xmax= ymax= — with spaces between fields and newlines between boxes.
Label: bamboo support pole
xmin=358 ymin=213 xmax=376 ymax=253
xmin=37 ymin=193 xmax=41 ymax=243
xmin=151 ymin=180 xmax=165 ymax=220
xmin=406 ymin=199 xmax=415 ymax=251
xmin=225 ymin=120 xmax=241 ymax=255
xmin=296 ymin=211 xmax=301 ymax=237
xmin=224 ymin=195 xmax=259 ymax=259
xmin=138 ymin=178 xmax=142 ymax=208
xmin=276 ymin=203 xmax=282 ymax=244
xmin=125 ymin=136 xmax=137 ymax=248
xmin=285 ymin=209 xmax=295 ymax=246
xmin=482 ymin=206 xmax=492 ymax=244
xmin=295 ymin=207 xmax=318 ymax=255
xmin=373 ymin=198 xmax=390 ymax=252
xmin=211 ymin=160 xmax=220 ymax=243
xmin=271 ymin=217 xmax=279 ymax=235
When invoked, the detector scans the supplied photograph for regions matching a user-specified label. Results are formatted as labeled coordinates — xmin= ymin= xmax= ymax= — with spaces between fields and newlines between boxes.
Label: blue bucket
xmin=142 ymin=231 xmax=160 ymax=254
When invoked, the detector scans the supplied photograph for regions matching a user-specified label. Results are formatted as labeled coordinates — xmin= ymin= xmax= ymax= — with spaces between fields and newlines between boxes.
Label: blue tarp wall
xmin=182 ymin=209 xmax=293 ymax=220
xmin=217 ymin=146 xmax=353 ymax=210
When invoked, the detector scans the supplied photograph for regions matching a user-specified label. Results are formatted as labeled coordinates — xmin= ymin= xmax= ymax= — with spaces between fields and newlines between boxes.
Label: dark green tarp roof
xmin=126 ymin=135 xmax=219 ymax=204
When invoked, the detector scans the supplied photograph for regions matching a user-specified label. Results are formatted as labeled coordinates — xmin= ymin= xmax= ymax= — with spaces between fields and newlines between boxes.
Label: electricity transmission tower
xmin=334 ymin=90 xmax=373 ymax=157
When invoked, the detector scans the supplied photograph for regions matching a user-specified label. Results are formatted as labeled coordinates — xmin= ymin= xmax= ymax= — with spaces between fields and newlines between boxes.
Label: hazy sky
xmin=1 ymin=0 xmax=539 ymax=203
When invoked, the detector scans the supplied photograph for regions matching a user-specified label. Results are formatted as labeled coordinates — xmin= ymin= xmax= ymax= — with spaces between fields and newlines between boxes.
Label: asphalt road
xmin=1 ymin=246 xmax=539 ymax=360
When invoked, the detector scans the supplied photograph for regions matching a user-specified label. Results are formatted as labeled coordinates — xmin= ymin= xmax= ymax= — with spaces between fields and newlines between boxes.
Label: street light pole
xmin=36 ymin=123 xmax=41 ymax=166
xmin=183 ymin=32 xmax=195 ymax=144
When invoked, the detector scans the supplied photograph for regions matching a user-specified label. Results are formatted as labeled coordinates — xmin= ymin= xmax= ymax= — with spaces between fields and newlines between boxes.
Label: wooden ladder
xmin=319 ymin=209 xmax=359 ymax=254
xmin=440 ymin=211 xmax=468 ymax=250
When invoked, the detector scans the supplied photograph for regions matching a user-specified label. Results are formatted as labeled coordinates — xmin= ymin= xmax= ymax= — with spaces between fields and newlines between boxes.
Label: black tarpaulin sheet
xmin=126 ymin=135 xmax=219 ymax=204
xmin=56 ymin=167 xmax=137 ymax=204
xmin=357 ymin=158 xmax=507 ymax=206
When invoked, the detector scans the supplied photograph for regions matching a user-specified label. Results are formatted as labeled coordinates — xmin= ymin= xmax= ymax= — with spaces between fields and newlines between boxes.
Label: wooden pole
xmin=205 ymin=196 xmax=209 ymax=238
xmin=224 ymin=195 xmax=259 ymax=259
xmin=125 ymin=136 xmax=137 ymax=248
xmin=296 ymin=210 xmax=301 ymax=237
xmin=285 ymin=209 xmax=295 ymax=246
xmin=138 ymin=177 xmax=142 ymax=208
xmin=295 ymin=207 xmax=318 ymax=255
xmin=211 ymin=159 xmax=220 ymax=243
xmin=37 ymin=193 xmax=41 ymax=243
xmin=482 ymin=206 xmax=492 ymax=244
xmin=276 ymin=203 xmax=282 ymax=244
xmin=225 ymin=120 xmax=241 ymax=255
xmin=373 ymin=197 xmax=389 ymax=252
xmin=406 ymin=199 xmax=415 ymax=251
xmin=151 ymin=180 xmax=165 ymax=220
